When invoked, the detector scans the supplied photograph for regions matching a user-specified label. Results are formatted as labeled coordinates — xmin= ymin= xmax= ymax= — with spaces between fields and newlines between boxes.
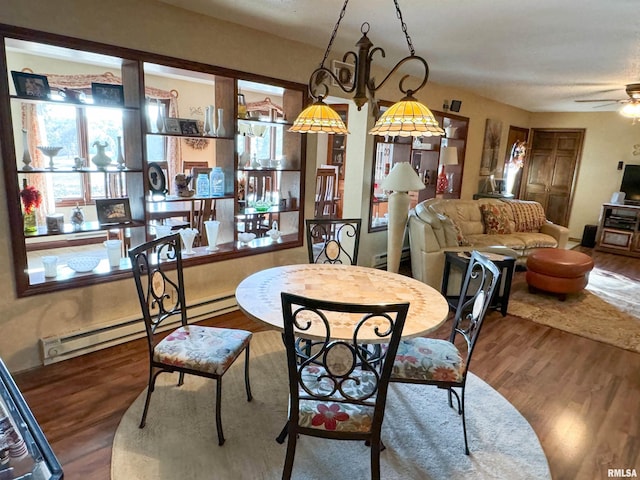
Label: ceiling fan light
xmin=620 ymin=101 xmax=640 ymax=118
xmin=289 ymin=99 xmax=349 ymax=134
xmin=369 ymin=96 xmax=445 ymax=137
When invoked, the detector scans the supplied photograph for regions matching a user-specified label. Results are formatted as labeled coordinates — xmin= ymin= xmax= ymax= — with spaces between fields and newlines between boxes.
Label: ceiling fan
xmin=575 ymin=83 xmax=640 ymax=107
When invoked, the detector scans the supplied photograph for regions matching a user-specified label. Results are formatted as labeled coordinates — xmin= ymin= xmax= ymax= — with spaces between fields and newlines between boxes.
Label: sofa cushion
xmin=428 ymin=199 xmax=485 ymax=236
xmin=509 ymin=232 xmax=558 ymax=249
xmin=503 ymin=199 xmax=546 ymax=232
xmin=415 ymin=202 xmax=448 ymax=246
xmin=465 ymin=233 xmax=526 ymax=252
xmin=438 ymin=214 xmax=470 ymax=246
xmin=479 ymin=203 xmax=513 ymax=235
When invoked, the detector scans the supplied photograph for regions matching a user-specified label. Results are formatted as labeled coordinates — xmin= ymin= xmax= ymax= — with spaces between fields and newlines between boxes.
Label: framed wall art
xmin=95 ymin=198 xmax=132 ymax=226
xmin=91 ymin=82 xmax=124 ymax=106
xmin=11 ymin=71 xmax=50 ymax=99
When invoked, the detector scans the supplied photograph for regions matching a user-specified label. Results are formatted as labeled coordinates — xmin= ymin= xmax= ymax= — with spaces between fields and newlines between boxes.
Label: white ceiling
xmin=158 ymin=0 xmax=640 ymax=113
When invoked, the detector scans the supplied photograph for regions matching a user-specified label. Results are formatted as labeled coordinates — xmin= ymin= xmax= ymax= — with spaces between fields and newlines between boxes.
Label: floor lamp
xmin=382 ymin=162 xmax=425 ymax=273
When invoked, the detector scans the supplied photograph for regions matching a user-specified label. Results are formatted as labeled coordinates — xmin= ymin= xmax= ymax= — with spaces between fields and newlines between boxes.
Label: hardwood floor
xmin=12 ymin=248 xmax=640 ymax=480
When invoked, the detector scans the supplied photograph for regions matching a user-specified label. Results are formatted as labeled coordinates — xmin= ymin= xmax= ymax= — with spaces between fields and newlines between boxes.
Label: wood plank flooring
xmin=12 ymin=248 xmax=640 ymax=480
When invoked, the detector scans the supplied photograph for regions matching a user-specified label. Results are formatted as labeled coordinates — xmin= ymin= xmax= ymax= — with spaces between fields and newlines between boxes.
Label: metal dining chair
xmin=390 ymin=250 xmax=501 ymax=454
xmin=128 ymin=233 xmax=252 ymax=445
xmin=305 ymin=218 xmax=362 ymax=265
xmin=279 ymin=292 xmax=409 ymax=480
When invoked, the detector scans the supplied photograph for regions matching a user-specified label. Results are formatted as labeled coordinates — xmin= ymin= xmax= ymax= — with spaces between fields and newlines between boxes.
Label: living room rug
xmin=508 ymin=267 xmax=640 ymax=353
xmin=111 ymin=331 xmax=550 ymax=480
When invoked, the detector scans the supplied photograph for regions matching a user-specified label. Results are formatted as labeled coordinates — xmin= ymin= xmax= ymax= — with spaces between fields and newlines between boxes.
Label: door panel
xmin=521 ymin=129 xmax=584 ymax=226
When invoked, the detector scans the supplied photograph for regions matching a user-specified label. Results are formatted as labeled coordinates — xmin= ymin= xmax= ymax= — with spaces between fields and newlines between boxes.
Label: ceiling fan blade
xmin=591 ymin=102 xmax=620 ymax=108
xmin=574 ymin=99 xmax=622 ymax=103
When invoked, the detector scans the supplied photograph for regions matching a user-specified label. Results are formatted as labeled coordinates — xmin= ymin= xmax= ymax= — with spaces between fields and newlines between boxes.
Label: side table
xmin=441 ymin=250 xmax=516 ymax=316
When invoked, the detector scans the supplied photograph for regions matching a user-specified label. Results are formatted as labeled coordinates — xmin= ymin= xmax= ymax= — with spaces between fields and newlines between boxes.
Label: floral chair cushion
xmin=297 ymin=366 xmax=377 ymax=433
xmin=392 ymin=337 xmax=464 ymax=383
xmin=153 ymin=325 xmax=252 ymax=375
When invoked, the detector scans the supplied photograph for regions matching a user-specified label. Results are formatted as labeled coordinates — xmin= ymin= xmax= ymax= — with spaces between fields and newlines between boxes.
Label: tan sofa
xmin=407 ymin=198 xmax=570 ymax=289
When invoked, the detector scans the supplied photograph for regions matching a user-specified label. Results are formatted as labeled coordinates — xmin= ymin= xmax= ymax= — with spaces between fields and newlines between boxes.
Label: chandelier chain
xmin=393 ymin=0 xmax=415 ymax=56
xmin=320 ymin=0 xmax=350 ymax=68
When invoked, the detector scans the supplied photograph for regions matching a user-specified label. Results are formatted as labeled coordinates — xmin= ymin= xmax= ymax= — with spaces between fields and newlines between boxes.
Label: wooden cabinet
xmin=595 ymin=203 xmax=640 ymax=257
xmin=0 ymin=25 xmax=306 ymax=297
xmin=368 ymin=108 xmax=469 ymax=232
xmin=520 ymin=129 xmax=584 ymax=226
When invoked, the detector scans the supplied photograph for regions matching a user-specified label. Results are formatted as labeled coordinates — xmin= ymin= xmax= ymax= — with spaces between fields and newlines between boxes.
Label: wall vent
xmin=39 ymin=291 xmax=237 ymax=365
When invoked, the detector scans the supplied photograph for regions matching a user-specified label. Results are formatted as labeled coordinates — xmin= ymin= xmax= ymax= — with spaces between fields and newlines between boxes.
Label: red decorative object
xmin=436 ymin=165 xmax=448 ymax=194
xmin=19 ymin=179 xmax=42 ymax=214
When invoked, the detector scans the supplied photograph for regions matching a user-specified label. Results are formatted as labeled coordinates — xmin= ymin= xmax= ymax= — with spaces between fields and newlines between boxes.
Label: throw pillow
xmin=438 ymin=214 xmax=470 ymax=246
xmin=503 ymin=200 xmax=546 ymax=232
xmin=480 ymin=204 xmax=513 ymax=235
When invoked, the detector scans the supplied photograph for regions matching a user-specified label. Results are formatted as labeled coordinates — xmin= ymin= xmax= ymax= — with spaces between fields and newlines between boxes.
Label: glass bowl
xmin=238 ymin=232 xmax=256 ymax=244
xmin=67 ymin=256 xmax=100 ymax=273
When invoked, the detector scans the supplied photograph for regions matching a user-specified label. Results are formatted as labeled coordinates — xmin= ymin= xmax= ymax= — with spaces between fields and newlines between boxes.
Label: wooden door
xmin=520 ymin=129 xmax=584 ymax=226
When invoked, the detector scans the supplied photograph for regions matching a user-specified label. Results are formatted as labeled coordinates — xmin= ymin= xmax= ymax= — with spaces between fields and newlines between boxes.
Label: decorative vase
xmin=436 ymin=166 xmax=448 ymax=194
xmin=23 ymin=210 xmax=37 ymax=234
xmin=204 ymin=220 xmax=220 ymax=252
xmin=155 ymin=225 xmax=173 ymax=259
xmin=445 ymin=126 xmax=458 ymax=138
xmin=446 ymin=172 xmax=455 ymax=193
xmin=204 ymin=105 xmax=214 ymax=136
xmin=116 ymin=136 xmax=125 ymax=169
xmin=91 ymin=141 xmax=112 ymax=169
xmin=215 ymin=108 xmax=226 ymax=137
xmin=179 ymin=228 xmax=198 ymax=255
xmin=156 ymin=99 xmax=165 ymax=133
xmin=21 ymin=129 xmax=33 ymax=171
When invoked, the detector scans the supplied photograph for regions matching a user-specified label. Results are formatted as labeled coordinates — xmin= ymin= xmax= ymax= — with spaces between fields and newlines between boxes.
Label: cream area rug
xmin=111 ymin=331 xmax=550 ymax=480
xmin=508 ymin=267 xmax=640 ymax=353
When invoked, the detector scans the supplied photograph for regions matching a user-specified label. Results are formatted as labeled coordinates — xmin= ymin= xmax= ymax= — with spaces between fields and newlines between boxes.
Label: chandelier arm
xmin=368 ymin=55 xmax=430 ymax=97
xmin=308 ymin=64 xmax=358 ymax=100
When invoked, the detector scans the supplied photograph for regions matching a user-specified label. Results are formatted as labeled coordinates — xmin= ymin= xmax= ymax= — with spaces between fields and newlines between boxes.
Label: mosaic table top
xmin=235 ymin=264 xmax=449 ymax=342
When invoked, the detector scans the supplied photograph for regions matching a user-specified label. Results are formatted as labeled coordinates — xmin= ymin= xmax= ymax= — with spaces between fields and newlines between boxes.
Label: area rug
xmin=508 ymin=267 xmax=640 ymax=353
xmin=111 ymin=331 xmax=550 ymax=480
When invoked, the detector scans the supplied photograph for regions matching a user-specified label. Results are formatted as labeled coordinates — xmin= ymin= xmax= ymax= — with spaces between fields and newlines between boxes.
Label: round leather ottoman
xmin=526 ymin=249 xmax=594 ymax=300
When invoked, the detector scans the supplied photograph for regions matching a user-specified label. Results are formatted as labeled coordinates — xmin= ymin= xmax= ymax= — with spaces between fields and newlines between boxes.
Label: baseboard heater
xmin=39 ymin=291 xmax=238 ymax=365
xmin=371 ymin=247 xmax=411 ymax=269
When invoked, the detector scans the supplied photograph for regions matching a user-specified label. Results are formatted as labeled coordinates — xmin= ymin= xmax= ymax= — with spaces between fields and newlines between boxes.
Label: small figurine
xmin=71 ymin=203 xmax=84 ymax=230
xmin=174 ymin=173 xmax=195 ymax=197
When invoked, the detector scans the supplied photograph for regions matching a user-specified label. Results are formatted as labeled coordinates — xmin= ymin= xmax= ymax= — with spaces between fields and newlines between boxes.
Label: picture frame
xmin=11 ymin=71 xmax=50 ymax=99
xmin=179 ymin=119 xmax=200 ymax=136
xmin=450 ymin=100 xmax=462 ymax=112
xmin=331 ymin=60 xmax=355 ymax=89
xmin=164 ymin=117 xmax=181 ymax=134
xmin=95 ymin=198 xmax=132 ymax=226
xmin=91 ymin=82 xmax=124 ymax=106
xmin=148 ymin=162 xmax=167 ymax=195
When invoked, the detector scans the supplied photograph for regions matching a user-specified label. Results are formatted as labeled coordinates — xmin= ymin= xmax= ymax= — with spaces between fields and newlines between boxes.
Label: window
xmin=37 ymin=103 xmax=124 ymax=206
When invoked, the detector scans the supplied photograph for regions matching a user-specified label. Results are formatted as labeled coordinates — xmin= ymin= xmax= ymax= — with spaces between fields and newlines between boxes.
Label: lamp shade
xmin=369 ymin=95 xmax=445 ymax=138
xmin=382 ymin=162 xmax=425 ymax=192
xmin=289 ymin=99 xmax=349 ymax=134
xmin=441 ymin=146 xmax=459 ymax=165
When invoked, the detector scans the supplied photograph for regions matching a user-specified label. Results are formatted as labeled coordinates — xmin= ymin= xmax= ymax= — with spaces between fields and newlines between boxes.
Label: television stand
xmin=595 ymin=203 xmax=640 ymax=257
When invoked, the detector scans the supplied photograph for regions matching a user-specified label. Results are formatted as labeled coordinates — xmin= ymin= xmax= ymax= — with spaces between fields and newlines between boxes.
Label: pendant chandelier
xmin=289 ymin=0 xmax=444 ymax=138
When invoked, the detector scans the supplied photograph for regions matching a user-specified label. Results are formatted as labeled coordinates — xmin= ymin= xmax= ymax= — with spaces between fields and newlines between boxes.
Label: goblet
xmin=36 ymin=146 xmax=63 ymax=170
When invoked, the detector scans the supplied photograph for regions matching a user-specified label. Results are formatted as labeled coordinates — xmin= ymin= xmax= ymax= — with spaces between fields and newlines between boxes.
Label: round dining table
xmin=235 ymin=263 xmax=450 ymax=342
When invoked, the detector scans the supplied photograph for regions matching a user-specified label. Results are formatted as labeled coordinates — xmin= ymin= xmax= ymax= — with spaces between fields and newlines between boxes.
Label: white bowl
xmin=238 ymin=232 xmax=256 ymax=244
xmin=67 ymin=256 xmax=100 ymax=273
